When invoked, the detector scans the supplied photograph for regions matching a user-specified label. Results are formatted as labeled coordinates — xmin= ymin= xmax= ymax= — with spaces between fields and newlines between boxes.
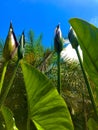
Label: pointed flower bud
xmin=18 ymin=31 xmax=25 ymax=60
xmin=3 ymin=22 xmax=18 ymax=61
xmin=54 ymin=24 xmax=63 ymax=53
xmin=68 ymin=27 xmax=79 ymax=49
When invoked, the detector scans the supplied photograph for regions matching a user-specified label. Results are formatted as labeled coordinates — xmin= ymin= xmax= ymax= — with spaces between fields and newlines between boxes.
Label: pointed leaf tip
xmin=22 ymin=30 xmax=24 ymax=35
xmin=10 ymin=21 xmax=13 ymax=30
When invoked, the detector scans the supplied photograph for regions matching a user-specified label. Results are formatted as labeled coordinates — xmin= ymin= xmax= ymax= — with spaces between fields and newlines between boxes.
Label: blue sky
xmin=0 ymin=0 xmax=98 ymax=47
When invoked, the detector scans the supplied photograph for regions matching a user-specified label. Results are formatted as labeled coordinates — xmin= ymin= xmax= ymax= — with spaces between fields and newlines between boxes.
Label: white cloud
xmin=61 ymin=43 xmax=83 ymax=61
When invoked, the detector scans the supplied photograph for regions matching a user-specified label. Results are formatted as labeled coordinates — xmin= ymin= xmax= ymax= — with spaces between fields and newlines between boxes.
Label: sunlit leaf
xmin=69 ymin=18 xmax=98 ymax=104
xmin=21 ymin=61 xmax=74 ymax=130
xmin=33 ymin=120 xmax=43 ymax=130
xmin=1 ymin=105 xmax=18 ymax=130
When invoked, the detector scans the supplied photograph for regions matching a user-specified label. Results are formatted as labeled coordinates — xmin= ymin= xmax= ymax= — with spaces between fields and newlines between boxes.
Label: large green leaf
xmin=1 ymin=105 xmax=18 ymax=130
xmin=21 ymin=61 xmax=74 ymax=130
xmin=69 ymin=18 xmax=98 ymax=104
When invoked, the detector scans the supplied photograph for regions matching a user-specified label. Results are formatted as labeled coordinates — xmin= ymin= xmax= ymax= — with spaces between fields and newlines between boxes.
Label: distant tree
xmin=25 ymin=31 xmax=45 ymax=66
xmin=28 ymin=29 xmax=34 ymax=46
xmin=33 ymin=34 xmax=44 ymax=59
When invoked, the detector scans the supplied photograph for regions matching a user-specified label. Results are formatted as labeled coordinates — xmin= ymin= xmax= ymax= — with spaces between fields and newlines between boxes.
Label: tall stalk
xmin=57 ymin=52 xmax=61 ymax=94
xmin=0 ymin=62 xmax=8 ymax=94
xmin=0 ymin=60 xmax=19 ymax=108
xmin=54 ymin=24 xmax=63 ymax=94
xmin=75 ymin=47 xmax=98 ymax=117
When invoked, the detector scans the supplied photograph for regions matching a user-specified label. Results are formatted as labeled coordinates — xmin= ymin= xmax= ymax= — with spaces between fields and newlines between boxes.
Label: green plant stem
xmin=0 ymin=62 xmax=8 ymax=94
xmin=0 ymin=60 xmax=19 ymax=108
xmin=75 ymin=47 xmax=98 ymax=117
xmin=57 ymin=52 xmax=61 ymax=94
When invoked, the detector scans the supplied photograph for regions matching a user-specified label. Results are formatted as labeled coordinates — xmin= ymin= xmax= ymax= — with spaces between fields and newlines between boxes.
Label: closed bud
xmin=18 ymin=31 xmax=25 ymax=60
xmin=54 ymin=24 xmax=63 ymax=53
xmin=68 ymin=27 xmax=79 ymax=49
xmin=3 ymin=22 xmax=18 ymax=61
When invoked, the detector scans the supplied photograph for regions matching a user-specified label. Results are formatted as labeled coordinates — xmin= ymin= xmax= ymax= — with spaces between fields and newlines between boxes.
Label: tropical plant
xmin=0 ymin=23 xmax=74 ymax=130
xmin=1 ymin=17 xmax=98 ymax=130
xmin=69 ymin=18 xmax=98 ymax=129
